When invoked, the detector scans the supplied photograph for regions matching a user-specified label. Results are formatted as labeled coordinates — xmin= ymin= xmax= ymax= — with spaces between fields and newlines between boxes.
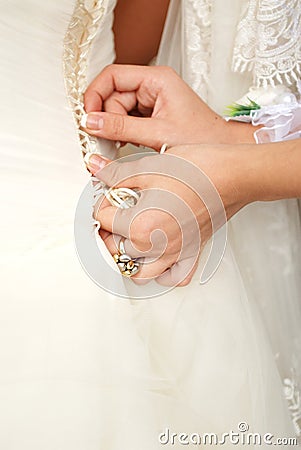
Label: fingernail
xmin=81 ymin=113 xmax=104 ymax=130
xmin=84 ymin=152 xmax=108 ymax=171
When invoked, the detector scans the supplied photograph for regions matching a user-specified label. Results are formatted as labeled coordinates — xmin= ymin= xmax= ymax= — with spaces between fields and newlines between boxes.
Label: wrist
xmin=167 ymin=140 xmax=300 ymax=222
xmin=218 ymin=143 xmax=282 ymax=205
xmin=170 ymin=144 xmax=258 ymax=211
xmin=220 ymin=120 xmax=260 ymax=145
xmin=217 ymin=145 xmax=259 ymax=208
xmin=192 ymin=144 xmax=265 ymax=209
xmin=247 ymin=140 xmax=301 ymax=202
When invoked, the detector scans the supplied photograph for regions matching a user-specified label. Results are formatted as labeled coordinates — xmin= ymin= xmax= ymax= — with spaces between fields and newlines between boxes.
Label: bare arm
xmin=247 ymin=139 xmax=301 ymax=202
xmin=84 ymin=138 xmax=301 ymax=285
xmin=113 ymin=0 xmax=170 ymax=65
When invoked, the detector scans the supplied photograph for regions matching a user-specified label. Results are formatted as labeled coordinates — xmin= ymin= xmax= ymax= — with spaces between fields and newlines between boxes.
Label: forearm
xmin=180 ymin=140 xmax=301 ymax=218
xmin=113 ymin=0 xmax=170 ymax=65
xmin=239 ymin=139 xmax=301 ymax=203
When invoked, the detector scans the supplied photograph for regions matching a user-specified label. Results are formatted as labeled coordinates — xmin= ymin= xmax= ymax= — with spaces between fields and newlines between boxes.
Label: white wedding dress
xmin=0 ymin=0 xmax=301 ymax=449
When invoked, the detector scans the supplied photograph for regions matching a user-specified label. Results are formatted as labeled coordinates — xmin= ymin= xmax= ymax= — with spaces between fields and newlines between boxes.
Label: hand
xmin=86 ymin=144 xmax=254 ymax=286
xmin=83 ymin=65 xmax=255 ymax=151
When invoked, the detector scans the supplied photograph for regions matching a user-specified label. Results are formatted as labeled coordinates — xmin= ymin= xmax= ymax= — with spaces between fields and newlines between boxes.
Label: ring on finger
xmin=113 ymin=237 xmax=140 ymax=277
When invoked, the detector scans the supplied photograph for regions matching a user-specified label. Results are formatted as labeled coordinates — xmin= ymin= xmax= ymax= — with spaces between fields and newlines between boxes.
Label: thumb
xmin=81 ymin=112 xmax=166 ymax=151
xmin=84 ymin=152 xmax=151 ymax=188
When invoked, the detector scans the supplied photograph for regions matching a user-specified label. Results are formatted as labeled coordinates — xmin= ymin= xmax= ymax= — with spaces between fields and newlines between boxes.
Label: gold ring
xmin=113 ymin=237 xmax=140 ymax=277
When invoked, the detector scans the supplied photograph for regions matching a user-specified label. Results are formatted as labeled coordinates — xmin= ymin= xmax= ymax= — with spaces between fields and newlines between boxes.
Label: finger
xmin=96 ymin=204 xmax=161 ymax=256
xmin=101 ymin=234 xmax=150 ymax=285
xmin=103 ymin=233 xmax=171 ymax=281
xmin=102 ymin=233 xmax=151 ymax=259
xmin=156 ymin=257 xmax=198 ymax=287
xmin=94 ymin=205 xmax=136 ymax=238
xmin=98 ymin=229 xmax=110 ymax=241
xmin=85 ymin=153 xmax=155 ymax=189
xmin=133 ymin=257 xmax=173 ymax=281
xmin=85 ymin=153 xmax=113 ymax=176
xmin=86 ymin=154 xmax=139 ymax=188
xmin=84 ymin=89 xmax=103 ymax=113
xmin=84 ymin=64 xmax=161 ymax=113
xmin=93 ymin=184 xmax=113 ymax=210
xmin=103 ymin=91 xmax=137 ymax=115
xmin=81 ymin=111 xmax=166 ymax=151
xmin=104 ymin=232 xmax=196 ymax=285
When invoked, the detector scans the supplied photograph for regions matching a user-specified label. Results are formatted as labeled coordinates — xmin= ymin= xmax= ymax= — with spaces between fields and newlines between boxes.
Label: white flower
xmin=237 ymin=85 xmax=297 ymax=107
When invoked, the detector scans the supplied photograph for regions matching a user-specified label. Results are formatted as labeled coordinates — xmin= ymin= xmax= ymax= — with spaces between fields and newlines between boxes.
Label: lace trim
xmin=233 ymin=0 xmax=301 ymax=88
xmin=63 ymin=0 xmax=107 ymax=157
xmin=284 ymin=373 xmax=301 ymax=437
xmin=182 ymin=0 xmax=212 ymax=100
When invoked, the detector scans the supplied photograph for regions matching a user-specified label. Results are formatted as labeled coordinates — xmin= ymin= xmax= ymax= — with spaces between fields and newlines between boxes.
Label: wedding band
xmin=113 ymin=237 xmax=140 ymax=277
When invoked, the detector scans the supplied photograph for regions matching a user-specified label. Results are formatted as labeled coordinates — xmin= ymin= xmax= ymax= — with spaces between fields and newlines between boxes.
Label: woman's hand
xmin=83 ymin=65 xmax=255 ymax=150
xmin=86 ymin=144 xmax=255 ymax=286
xmin=86 ymin=138 xmax=301 ymax=286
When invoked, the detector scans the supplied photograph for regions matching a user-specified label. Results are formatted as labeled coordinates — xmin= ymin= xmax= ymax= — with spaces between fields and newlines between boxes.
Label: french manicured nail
xmin=81 ymin=113 xmax=104 ymax=130
xmin=84 ymin=152 xmax=108 ymax=171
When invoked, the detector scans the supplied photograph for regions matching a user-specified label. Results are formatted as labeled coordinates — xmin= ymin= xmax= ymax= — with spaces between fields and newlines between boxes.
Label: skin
xmin=82 ymin=63 xmax=300 ymax=285
xmin=86 ymin=140 xmax=301 ymax=285
xmin=113 ymin=0 xmax=170 ymax=65
xmin=84 ymin=65 xmax=256 ymax=149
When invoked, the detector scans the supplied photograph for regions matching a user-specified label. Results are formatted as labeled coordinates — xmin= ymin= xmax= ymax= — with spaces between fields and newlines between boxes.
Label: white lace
xmin=182 ymin=0 xmax=212 ymax=100
xmin=232 ymin=0 xmax=301 ymax=88
xmin=284 ymin=373 xmax=301 ymax=436
xmin=183 ymin=0 xmax=301 ymax=92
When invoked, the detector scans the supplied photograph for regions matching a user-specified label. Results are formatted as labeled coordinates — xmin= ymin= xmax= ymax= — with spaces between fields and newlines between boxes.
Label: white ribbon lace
xmin=63 ymin=0 xmax=107 ymax=157
xmin=184 ymin=0 xmax=301 ymax=91
xmin=232 ymin=0 xmax=301 ymax=88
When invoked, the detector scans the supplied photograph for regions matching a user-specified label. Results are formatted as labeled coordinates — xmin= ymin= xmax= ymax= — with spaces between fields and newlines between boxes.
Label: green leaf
xmin=224 ymin=97 xmax=261 ymax=117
